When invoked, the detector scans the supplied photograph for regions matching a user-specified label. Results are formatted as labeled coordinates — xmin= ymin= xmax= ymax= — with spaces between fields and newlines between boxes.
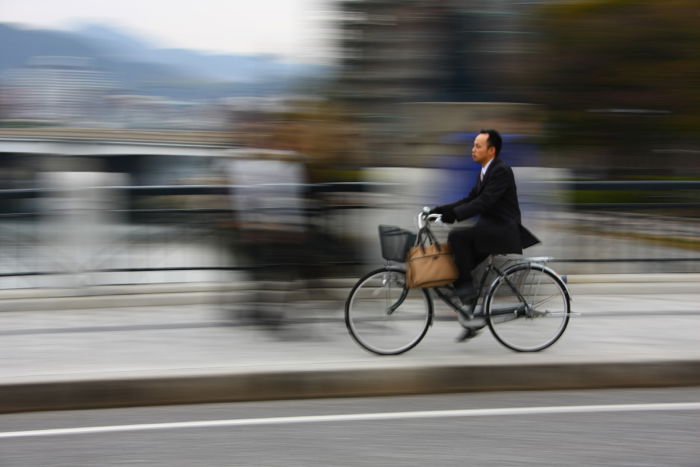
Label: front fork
xmin=383 ymin=272 xmax=409 ymax=315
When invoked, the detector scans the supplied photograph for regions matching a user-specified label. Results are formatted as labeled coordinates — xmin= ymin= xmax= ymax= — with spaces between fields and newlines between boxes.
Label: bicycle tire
xmin=345 ymin=266 xmax=432 ymax=355
xmin=485 ymin=263 xmax=570 ymax=352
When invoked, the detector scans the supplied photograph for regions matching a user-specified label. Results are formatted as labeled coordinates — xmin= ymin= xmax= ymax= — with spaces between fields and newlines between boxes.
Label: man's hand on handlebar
xmin=440 ymin=210 xmax=456 ymax=224
xmin=428 ymin=205 xmax=446 ymax=215
xmin=429 ymin=205 xmax=456 ymax=224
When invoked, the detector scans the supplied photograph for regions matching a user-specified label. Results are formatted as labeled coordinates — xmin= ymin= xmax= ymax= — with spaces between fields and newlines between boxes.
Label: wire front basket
xmin=378 ymin=225 xmax=417 ymax=262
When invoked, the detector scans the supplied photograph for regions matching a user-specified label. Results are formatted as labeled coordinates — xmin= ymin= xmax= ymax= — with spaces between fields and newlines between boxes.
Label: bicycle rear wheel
xmin=345 ymin=267 xmax=432 ymax=355
xmin=486 ymin=263 xmax=570 ymax=352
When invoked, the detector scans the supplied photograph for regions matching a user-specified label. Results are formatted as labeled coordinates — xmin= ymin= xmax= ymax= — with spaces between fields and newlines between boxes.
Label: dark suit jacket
xmin=447 ymin=157 xmax=539 ymax=254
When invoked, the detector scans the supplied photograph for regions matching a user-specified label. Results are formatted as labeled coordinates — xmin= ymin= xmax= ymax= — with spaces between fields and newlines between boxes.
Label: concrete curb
xmin=1 ymin=359 xmax=699 ymax=414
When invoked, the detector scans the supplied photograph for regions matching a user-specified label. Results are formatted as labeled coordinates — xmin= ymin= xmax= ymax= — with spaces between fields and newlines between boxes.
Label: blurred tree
xmin=525 ymin=0 xmax=700 ymax=175
xmin=233 ymin=98 xmax=366 ymax=182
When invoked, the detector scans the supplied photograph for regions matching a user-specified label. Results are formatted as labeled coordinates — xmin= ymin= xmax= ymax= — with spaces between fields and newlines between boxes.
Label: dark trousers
xmin=447 ymin=227 xmax=488 ymax=288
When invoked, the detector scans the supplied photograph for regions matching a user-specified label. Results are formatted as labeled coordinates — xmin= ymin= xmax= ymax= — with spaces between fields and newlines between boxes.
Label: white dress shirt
xmin=481 ymin=158 xmax=494 ymax=181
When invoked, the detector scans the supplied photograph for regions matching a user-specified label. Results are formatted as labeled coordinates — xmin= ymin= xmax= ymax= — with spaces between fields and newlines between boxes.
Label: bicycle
xmin=345 ymin=208 xmax=572 ymax=355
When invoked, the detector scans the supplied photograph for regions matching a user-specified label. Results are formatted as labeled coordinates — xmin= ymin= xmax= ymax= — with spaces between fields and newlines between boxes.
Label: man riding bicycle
xmin=430 ymin=129 xmax=539 ymax=341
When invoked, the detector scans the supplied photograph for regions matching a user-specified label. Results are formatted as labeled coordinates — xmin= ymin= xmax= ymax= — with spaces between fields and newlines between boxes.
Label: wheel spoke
xmin=487 ymin=264 xmax=570 ymax=352
xmin=346 ymin=268 xmax=432 ymax=355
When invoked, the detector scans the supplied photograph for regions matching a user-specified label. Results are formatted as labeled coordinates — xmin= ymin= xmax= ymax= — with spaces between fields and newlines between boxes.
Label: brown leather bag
xmin=405 ymin=228 xmax=458 ymax=289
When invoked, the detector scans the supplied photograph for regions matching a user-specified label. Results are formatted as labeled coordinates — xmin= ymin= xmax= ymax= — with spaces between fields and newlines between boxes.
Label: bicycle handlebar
xmin=417 ymin=207 xmax=442 ymax=229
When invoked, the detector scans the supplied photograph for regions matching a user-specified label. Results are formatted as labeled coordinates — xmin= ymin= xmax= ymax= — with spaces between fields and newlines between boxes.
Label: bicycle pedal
xmin=457 ymin=314 xmax=485 ymax=329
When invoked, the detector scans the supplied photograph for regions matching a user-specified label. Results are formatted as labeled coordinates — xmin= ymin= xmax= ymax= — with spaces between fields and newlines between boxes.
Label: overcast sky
xmin=0 ymin=0 xmax=334 ymax=63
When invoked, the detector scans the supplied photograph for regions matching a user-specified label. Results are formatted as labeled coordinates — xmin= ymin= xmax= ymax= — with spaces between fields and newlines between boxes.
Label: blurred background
xmin=0 ymin=0 xmax=698 ymax=293
xmin=1 ymin=5 xmax=698 ymax=464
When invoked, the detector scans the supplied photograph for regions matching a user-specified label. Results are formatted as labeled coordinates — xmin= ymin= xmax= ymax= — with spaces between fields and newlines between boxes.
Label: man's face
xmin=471 ymin=133 xmax=495 ymax=166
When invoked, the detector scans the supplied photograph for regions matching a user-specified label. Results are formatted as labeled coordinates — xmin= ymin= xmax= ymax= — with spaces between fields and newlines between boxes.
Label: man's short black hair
xmin=480 ymin=129 xmax=502 ymax=157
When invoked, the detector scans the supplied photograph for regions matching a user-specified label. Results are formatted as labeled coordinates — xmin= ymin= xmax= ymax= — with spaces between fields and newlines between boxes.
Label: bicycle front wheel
xmin=345 ymin=267 xmax=432 ymax=355
xmin=486 ymin=263 xmax=570 ymax=352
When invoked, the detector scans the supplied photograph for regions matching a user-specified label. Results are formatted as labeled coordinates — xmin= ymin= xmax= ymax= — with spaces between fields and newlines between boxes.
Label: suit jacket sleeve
xmin=440 ymin=174 xmax=479 ymax=212
xmin=452 ymin=163 xmax=514 ymax=221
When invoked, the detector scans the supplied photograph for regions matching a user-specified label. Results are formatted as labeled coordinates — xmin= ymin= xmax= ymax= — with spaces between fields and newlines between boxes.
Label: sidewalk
xmin=0 ymin=274 xmax=698 ymax=414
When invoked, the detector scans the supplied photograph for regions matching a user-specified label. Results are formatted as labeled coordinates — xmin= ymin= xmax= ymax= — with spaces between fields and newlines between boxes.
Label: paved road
xmin=1 ymin=387 xmax=698 ymax=466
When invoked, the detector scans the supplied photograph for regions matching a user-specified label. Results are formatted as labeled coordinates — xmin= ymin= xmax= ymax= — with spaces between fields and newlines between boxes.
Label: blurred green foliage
xmin=571 ymin=189 xmax=647 ymax=205
xmin=527 ymin=0 xmax=700 ymax=172
xmin=0 ymin=120 xmax=57 ymax=128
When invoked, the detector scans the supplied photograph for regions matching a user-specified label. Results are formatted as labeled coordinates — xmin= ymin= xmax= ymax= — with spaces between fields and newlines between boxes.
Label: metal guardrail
xmin=4 ymin=178 xmax=697 ymax=196
xmin=0 ymin=182 xmax=387 ymax=286
xmin=0 ymin=181 xmax=697 ymax=285
xmin=0 ymin=183 xmax=383 ymax=199
xmin=539 ymin=180 xmax=700 ymax=272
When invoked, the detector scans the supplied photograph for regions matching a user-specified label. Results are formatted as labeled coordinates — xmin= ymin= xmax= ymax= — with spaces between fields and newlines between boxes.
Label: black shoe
xmin=455 ymin=326 xmax=480 ymax=342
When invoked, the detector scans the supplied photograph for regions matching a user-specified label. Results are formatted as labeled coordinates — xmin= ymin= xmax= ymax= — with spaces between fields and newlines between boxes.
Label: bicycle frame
xmin=420 ymin=210 xmax=571 ymax=321
xmin=381 ymin=266 xmax=411 ymax=316
xmin=431 ymin=257 xmax=512 ymax=319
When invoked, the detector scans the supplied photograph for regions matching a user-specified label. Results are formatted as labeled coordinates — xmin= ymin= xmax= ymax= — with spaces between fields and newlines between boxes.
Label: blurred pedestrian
xmin=430 ymin=129 xmax=539 ymax=340
xmin=225 ymin=152 xmax=312 ymax=332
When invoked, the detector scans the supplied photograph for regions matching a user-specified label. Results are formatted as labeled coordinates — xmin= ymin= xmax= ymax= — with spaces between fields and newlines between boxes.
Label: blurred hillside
xmin=0 ymin=23 xmax=333 ymax=100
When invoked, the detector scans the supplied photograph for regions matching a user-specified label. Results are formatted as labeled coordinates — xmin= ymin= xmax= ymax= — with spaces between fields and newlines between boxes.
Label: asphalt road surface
xmin=1 ymin=387 xmax=698 ymax=466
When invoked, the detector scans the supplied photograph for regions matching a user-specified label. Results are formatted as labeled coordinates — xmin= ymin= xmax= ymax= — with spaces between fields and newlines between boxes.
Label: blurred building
xmin=332 ymin=0 xmax=537 ymax=166
xmin=108 ymin=94 xmax=229 ymax=130
xmin=0 ymin=56 xmax=231 ymax=130
xmin=334 ymin=0 xmax=551 ymax=103
xmin=1 ymin=56 xmax=119 ymax=126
